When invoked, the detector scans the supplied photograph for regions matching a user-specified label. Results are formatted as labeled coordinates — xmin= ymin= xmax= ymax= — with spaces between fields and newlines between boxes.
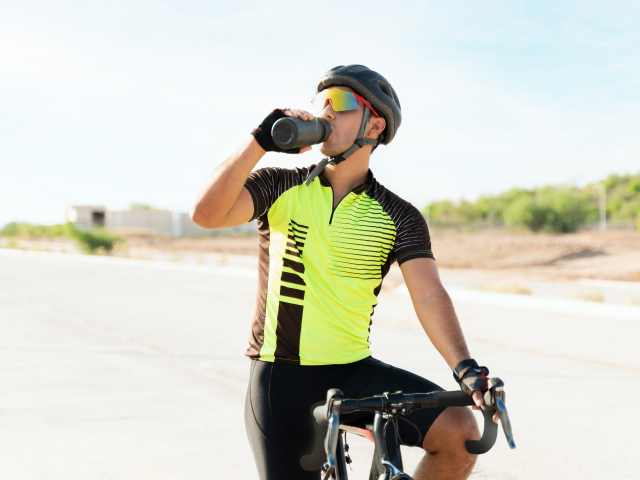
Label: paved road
xmin=1 ymin=250 xmax=638 ymax=479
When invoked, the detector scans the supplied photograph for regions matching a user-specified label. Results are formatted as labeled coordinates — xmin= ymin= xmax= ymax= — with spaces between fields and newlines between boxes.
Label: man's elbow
xmin=429 ymin=285 xmax=451 ymax=301
xmin=416 ymin=285 xmax=451 ymax=306
xmin=190 ymin=205 xmax=220 ymax=229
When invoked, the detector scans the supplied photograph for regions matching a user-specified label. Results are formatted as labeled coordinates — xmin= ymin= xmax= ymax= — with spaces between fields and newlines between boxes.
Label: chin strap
xmin=305 ymin=107 xmax=378 ymax=187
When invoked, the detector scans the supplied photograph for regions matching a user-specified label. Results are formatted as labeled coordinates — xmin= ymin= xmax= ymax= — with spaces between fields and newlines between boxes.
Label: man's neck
xmin=322 ymin=147 xmax=371 ymax=202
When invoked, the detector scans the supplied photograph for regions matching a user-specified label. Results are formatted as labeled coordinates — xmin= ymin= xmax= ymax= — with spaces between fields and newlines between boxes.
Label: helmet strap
xmin=305 ymin=106 xmax=379 ymax=186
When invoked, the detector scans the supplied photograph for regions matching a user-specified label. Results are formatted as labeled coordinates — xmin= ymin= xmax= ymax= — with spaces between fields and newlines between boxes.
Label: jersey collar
xmin=313 ymin=166 xmax=374 ymax=196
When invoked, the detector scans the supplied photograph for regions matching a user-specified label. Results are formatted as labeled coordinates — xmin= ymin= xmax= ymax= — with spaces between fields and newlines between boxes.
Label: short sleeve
xmin=393 ymin=204 xmax=435 ymax=265
xmin=243 ymin=167 xmax=307 ymax=221
xmin=243 ymin=167 xmax=283 ymax=221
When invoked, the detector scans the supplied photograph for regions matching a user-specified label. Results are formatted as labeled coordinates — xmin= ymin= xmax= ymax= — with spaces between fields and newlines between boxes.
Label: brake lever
xmin=322 ymin=394 xmax=343 ymax=479
xmin=482 ymin=378 xmax=516 ymax=449
xmin=497 ymin=398 xmax=515 ymax=449
xmin=324 ymin=410 xmax=340 ymax=474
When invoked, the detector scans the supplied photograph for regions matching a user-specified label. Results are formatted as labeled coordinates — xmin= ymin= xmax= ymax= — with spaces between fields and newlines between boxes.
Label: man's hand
xmin=459 ymin=366 xmax=506 ymax=423
xmin=251 ymin=108 xmax=315 ymax=154
xmin=473 ymin=389 xmax=506 ymax=424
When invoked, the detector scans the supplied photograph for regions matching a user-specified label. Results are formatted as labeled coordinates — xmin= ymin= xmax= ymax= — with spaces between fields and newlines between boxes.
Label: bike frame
xmin=334 ymin=413 xmax=408 ymax=480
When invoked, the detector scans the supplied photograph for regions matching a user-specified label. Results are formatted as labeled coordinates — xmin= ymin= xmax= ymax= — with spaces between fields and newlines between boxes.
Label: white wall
xmin=68 ymin=206 xmax=255 ymax=237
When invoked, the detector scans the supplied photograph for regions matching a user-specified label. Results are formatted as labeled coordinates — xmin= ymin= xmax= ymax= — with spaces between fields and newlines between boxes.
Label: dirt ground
xmin=123 ymin=235 xmax=261 ymax=256
xmin=430 ymin=229 xmax=640 ymax=282
xmin=120 ymin=230 xmax=640 ymax=283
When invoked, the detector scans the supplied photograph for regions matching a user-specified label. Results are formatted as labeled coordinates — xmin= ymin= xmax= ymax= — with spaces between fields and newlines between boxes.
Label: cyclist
xmin=191 ymin=65 xmax=503 ymax=480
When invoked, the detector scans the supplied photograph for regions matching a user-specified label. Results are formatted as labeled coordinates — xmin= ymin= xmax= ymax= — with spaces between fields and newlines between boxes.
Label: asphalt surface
xmin=1 ymin=249 xmax=638 ymax=479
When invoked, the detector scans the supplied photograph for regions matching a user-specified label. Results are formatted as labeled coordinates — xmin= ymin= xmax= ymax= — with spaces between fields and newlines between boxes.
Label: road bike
xmin=301 ymin=378 xmax=515 ymax=480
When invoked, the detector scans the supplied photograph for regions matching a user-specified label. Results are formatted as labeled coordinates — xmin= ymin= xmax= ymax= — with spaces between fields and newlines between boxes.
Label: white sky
xmin=1 ymin=1 xmax=639 ymax=226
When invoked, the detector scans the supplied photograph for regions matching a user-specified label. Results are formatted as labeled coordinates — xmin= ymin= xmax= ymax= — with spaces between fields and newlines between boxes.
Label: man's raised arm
xmin=190 ymin=109 xmax=313 ymax=230
xmin=190 ymin=137 xmax=264 ymax=229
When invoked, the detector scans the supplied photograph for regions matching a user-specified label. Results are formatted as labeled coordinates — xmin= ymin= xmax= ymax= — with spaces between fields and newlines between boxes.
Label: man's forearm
xmin=414 ymin=288 xmax=471 ymax=370
xmin=191 ymin=137 xmax=265 ymax=228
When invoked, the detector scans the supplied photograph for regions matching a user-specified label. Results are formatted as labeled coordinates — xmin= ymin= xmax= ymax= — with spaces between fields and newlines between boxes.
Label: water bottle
xmin=271 ymin=117 xmax=331 ymax=150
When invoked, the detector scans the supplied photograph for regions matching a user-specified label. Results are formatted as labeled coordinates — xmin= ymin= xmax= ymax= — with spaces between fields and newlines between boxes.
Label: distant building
xmin=66 ymin=206 xmax=106 ymax=230
xmin=66 ymin=206 xmax=255 ymax=237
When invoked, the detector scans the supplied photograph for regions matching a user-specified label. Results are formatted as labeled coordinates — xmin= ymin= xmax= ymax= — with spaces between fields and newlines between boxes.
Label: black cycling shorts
xmin=244 ymin=356 xmax=446 ymax=480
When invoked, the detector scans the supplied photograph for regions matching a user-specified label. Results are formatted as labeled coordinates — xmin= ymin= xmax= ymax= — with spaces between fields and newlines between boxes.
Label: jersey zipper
xmin=326 ymin=178 xmax=366 ymax=226
xmin=329 ymin=199 xmax=342 ymax=225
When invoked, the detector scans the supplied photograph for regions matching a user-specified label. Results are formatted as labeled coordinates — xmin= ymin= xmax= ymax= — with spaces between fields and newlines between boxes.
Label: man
xmin=191 ymin=65 xmax=501 ymax=480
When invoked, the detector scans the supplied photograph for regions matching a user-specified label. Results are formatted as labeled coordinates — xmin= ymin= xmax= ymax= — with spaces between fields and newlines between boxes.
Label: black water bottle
xmin=271 ymin=117 xmax=331 ymax=150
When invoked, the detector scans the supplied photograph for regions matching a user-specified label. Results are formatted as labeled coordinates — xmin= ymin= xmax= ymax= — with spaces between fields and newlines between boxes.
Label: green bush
xmin=130 ymin=203 xmax=168 ymax=212
xmin=0 ymin=223 xmax=20 ymax=236
xmin=602 ymin=173 xmax=640 ymax=224
xmin=539 ymin=189 xmax=597 ymax=233
xmin=503 ymin=195 xmax=548 ymax=231
xmin=501 ymin=188 xmax=596 ymax=233
xmin=425 ymin=184 xmax=602 ymax=233
xmin=0 ymin=222 xmax=73 ymax=237
xmin=69 ymin=227 xmax=121 ymax=254
xmin=1 ymin=221 xmax=121 ymax=254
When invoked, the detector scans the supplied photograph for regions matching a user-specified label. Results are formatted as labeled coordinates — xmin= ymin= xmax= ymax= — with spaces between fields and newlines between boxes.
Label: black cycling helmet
xmin=316 ymin=64 xmax=402 ymax=145
xmin=305 ymin=65 xmax=403 ymax=186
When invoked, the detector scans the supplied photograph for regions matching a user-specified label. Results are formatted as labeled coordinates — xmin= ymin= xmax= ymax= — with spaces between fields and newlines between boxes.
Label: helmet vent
xmin=371 ymin=79 xmax=401 ymax=108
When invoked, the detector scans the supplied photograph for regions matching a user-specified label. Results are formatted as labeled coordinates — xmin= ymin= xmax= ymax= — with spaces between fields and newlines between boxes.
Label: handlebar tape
xmin=465 ymin=409 xmax=498 ymax=454
xmin=423 ymin=391 xmax=498 ymax=455
xmin=428 ymin=391 xmax=475 ymax=408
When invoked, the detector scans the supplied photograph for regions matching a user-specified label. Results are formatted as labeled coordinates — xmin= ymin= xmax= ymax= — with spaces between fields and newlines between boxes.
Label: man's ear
xmin=366 ymin=116 xmax=386 ymax=139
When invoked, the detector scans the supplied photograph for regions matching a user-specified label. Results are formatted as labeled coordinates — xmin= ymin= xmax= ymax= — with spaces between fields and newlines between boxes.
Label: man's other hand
xmin=283 ymin=108 xmax=314 ymax=152
xmin=251 ymin=108 xmax=315 ymax=154
xmin=470 ymin=382 xmax=506 ymax=424
xmin=459 ymin=366 xmax=505 ymax=423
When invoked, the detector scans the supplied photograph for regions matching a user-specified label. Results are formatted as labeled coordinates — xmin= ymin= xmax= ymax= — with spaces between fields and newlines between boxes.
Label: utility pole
xmin=596 ymin=182 xmax=606 ymax=232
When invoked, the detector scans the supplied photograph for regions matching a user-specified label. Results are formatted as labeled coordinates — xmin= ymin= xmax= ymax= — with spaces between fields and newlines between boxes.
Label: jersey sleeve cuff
xmin=243 ymin=183 xmax=261 ymax=221
xmin=396 ymin=250 xmax=435 ymax=265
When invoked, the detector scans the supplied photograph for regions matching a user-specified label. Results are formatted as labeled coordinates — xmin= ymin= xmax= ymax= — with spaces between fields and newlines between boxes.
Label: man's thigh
xmin=244 ymin=360 xmax=324 ymax=480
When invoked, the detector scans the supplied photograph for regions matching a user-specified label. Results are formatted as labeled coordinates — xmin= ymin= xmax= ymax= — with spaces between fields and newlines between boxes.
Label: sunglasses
xmin=312 ymin=88 xmax=379 ymax=117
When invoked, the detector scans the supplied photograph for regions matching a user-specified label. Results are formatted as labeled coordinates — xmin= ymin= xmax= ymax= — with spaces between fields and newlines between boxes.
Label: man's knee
xmin=423 ymin=406 xmax=480 ymax=456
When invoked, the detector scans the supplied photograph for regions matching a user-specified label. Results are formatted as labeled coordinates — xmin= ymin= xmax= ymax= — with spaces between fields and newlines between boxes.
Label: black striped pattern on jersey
xmin=329 ymin=195 xmax=396 ymax=280
xmin=287 ymin=220 xmax=308 ymax=257
xmin=365 ymin=177 xmax=434 ymax=265
xmin=274 ymin=219 xmax=310 ymax=364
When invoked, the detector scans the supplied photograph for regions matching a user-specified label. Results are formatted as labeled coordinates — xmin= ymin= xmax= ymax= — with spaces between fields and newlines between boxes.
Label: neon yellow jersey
xmin=243 ymin=165 xmax=434 ymax=365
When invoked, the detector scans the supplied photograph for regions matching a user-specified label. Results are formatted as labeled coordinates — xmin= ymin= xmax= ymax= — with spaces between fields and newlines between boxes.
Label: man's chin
xmin=319 ymin=143 xmax=346 ymax=158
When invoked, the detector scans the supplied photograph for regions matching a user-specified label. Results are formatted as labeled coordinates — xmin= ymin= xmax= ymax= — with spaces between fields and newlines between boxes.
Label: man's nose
xmin=321 ymin=102 xmax=336 ymax=120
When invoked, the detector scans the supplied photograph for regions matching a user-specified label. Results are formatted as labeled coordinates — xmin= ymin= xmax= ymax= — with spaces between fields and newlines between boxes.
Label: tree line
xmin=421 ymin=171 xmax=640 ymax=233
